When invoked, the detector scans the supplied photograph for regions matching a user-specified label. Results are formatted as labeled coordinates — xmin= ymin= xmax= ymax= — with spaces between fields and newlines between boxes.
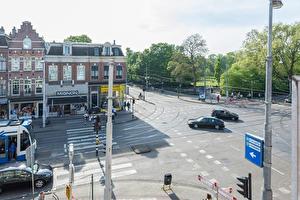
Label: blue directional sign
xmin=245 ymin=133 xmax=264 ymax=167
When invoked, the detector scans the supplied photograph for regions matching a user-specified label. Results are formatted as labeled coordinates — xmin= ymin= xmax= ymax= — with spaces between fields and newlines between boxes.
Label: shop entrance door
xmin=64 ymin=104 xmax=71 ymax=115
xmin=0 ymin=132 xmax=8 ymax=164
xmin=38 ymin=103 xmax=43 ymax=117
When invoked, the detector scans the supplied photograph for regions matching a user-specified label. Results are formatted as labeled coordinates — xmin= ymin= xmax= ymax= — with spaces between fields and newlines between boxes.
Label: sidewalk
xmin=43 ymin=179 xmax=212 ymax=200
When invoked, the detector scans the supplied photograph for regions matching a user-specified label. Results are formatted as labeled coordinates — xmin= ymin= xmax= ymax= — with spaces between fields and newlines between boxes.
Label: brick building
xmin=45 ymin=41 xmax=126 ymax=116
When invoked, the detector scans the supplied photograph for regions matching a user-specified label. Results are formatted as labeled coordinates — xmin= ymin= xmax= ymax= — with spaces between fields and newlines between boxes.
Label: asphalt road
xmin=0 ymin=86 xmax=291 ymax=199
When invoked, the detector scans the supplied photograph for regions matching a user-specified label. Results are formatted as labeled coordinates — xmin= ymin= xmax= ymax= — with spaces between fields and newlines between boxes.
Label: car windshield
xmin=196 ymin=117 xmax=203 ymax=122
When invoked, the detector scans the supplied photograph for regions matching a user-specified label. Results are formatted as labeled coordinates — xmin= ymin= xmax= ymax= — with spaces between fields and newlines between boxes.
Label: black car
xmin=0 ymin=162 xmax=53 ymax=193
xmin=187 ymin=116 xmax=225 ymax=130
xmin=211 ymin=109 xmax=239 ymax=121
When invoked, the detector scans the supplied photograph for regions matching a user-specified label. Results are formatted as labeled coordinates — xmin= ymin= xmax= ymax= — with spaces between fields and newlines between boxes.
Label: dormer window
xmin=63 ymin=44 xmax=72 ymax=56
xmin=103 ymin=42 xmax=112 ymax=56
xmin=23 ymin=36 xmax=31 ymax=49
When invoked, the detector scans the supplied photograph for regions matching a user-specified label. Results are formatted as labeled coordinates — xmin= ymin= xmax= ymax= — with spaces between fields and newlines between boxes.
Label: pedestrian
xmin=217 ymin=95 xmax=220 ymax=103
xmin=9 ymin=140 xmax=16 ymax=160
xmin=127 ymin=101 xmax=131 ymax=111
xmin=31 ymin=109 xmax=35 ymax=119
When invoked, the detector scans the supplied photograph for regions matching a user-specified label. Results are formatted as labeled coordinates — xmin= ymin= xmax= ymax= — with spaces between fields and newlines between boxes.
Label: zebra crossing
xmin=53 ymin=157 xmax=137 ymax=188
xmin=65 ymin=125 xmax=117 ymax=155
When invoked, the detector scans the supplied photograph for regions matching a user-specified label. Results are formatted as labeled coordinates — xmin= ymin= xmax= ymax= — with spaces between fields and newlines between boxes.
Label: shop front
xmin=47 ymin=84 xmax=88 ymax=117
xmin=99 ymin=84 xmax=126 ymax=111
xmin=8 ymin=97 xmax=42 ymax=119
xmin=0 ymin=98 xmax=8 ymax=119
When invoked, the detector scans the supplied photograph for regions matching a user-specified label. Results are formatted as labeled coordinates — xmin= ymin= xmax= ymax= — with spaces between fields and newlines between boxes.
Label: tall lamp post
xmin=41 ymin=60 xmax=47 ymax=128
xmin=263 ymin=1 xmax=283 ymax=199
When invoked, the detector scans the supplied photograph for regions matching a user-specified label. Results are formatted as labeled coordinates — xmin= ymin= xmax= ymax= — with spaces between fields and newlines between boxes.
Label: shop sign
xmin=56 ymin=90 xmax=79 ymax=96
xmin=100 ymin=84 xmax=125 ymax=93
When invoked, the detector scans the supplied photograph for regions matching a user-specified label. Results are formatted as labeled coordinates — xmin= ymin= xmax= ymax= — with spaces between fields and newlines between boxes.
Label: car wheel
xmin=215 ymin=125 xmax=220 ymax=130
xmin=35 ymin=179 xmax=46 ymax=188
xmin=194 ymin=124 xmax=198 ymax=128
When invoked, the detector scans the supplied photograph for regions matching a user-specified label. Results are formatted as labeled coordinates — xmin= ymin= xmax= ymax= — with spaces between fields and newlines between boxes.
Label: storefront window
xmin=49 ymin=65 xmax=58 ymax=81
xmin=77 ymin=64 xmax=85 ymax=81
xmin=12 ymin=80 xmax=20 ymax=95
xmin=24 ymin=79 xmax=31 ymax=95
xmin=23 ymin=57 xmax=31 ymax=71
xmin=35 ymin=80 xmax=42 ymax=94
xmin=63 ymin=65 xmax=72 ymax=81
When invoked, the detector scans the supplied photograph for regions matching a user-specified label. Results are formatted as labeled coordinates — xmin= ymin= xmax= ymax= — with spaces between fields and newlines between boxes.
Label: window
xmin=94 ymin=48 xmax=99 ymax=56
xmin=12 ymin=80 xmax=20 ymax=95
xmin=104 ymin=65 xmax=109 ymax=79
xmin=63 ymin=65 xmax=72 ymax=81
xmin=23 ymin=57 xmax=31 ymax=71
xmin=11 ymin=57 xmax=20 ymax=71
xmin=113 ymin=48 xmax=119 ymax=56
xmin=35 ymin=58 xmax=43 ymax=71
xmin=91 ymin=65 xmax=98 ymax=80
xmin=77 ymin=64 xmax=85 ymax=81
xmin=116 ymin=65 xmax=122 ymax=79
xmin=49 ymin=65 xmax=58 ymax=81
xmin=24 ymin=79 xmax=31 ymax=95
xmin=0 ymin=80 xmax=5 ymax=96
xmin=0 ymin=57 xmax=6 ymax=71
xmin=23 ymin=37 xmax=32 ymax=49
xmin=35 ymin=80 xmax=42 ymax=94
xmin=104 ymin=47 xmax=110 ymax=56
xmin=63 ymin=44 xmax=72 ymax=56
xmin=20 ymin=131 xmax=30 ymax=151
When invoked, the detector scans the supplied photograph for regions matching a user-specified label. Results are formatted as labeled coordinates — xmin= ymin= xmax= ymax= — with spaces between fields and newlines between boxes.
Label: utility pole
xmin=226 ymin=63 xmax=229 ymax=99
xmin=104 ymin=60 xmax=114 ymax=200
xmin=42 ymin=60 xmax=46 ymax=128
xmin=68 ymin=143 xmax=74 ymax=200
xmin=262 ymin=1 xmax=282 ymax=199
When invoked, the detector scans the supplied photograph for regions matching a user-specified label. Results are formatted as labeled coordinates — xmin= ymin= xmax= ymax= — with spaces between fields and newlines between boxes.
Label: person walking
xmin=9 ymin=140 xmax=16 ymax=160
xmin=217 ymin=94 xmax=220 ymax=103
xmin=127 ymin=101 xmax=131 ymax=111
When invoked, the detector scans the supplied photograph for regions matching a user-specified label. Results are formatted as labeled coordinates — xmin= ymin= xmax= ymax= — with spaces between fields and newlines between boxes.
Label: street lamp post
xmin=104 ymin=59 xmax=114 ymax=200
xmin=42 ymin=60 xmax=46 ymax=128
xmin=263 ymin=1 xmax=282 ymax=199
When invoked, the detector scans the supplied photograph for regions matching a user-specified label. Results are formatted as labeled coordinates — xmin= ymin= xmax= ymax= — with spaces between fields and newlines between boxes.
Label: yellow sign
xmin=66 ymin=184 xmax=71 ymax=200
xmin=100 ymin=84 xmax=125 ymax=93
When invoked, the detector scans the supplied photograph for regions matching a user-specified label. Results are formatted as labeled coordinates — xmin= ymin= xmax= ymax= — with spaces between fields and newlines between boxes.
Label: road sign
xmin=245 ymin=133 xmax=264 ymax=167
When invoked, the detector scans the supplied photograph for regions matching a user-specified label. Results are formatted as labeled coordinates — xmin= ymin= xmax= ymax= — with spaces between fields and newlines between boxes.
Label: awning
xmin=47 ymin=96 xmax=87 ymax=105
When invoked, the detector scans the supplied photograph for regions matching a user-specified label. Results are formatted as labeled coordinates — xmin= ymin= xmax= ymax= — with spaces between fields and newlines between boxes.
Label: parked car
xmin=187 ymin=116 xmax=225 ymax=130
xmin=0 ymin=162 xmax=53 ymax=193
xmin=211 ymin=109 xmax=239 ymax=121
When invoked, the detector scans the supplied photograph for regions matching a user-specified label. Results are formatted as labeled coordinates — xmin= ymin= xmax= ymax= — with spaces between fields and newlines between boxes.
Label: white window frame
xmin=35 ymin=79 xmax=43 ymax=94
xmin=35 ymin=58 xmax=43 ymax=71
xmin=11 ymin=57 xmax=20 ymax=71
xmin=23 ymin=37 xmax=32 ymax=49
xmin=116 ymin=65 xmax=123 ymax=78
xmin=24 ymin=79 xmax=32 ymax=95
xmin=23 ymin=57 xmax=32 ymax=71
xmin=49 ymin=65 xmax=58 ymax=81
xmin=0 ymin=57 xmax=6 ymax=72
xmin=77 ymin=64 xmax=85 ymax=81
xmin=63 ymin=65 xmax=72 ymax=81
xmin=12 ymin=80 xmax=20 ymax=95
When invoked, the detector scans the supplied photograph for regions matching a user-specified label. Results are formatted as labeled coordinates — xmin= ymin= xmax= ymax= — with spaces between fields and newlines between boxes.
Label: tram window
xmin=20 ymin=131 xmax=30 ymax=151
xmin=0 ymin=139 xmax=5 ymax=158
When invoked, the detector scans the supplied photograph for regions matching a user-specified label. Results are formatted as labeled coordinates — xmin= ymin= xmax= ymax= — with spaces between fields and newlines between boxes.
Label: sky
xmin=1 ymin=0 xmax=299 ymax=55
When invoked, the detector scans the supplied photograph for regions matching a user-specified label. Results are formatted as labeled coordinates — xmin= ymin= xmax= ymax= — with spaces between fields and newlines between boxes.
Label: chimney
xmin=113 ymin=40 xmax=116 ymax=45
xmin=0 ymin=26 xmax=4 ymax=35
xmin=11 ymin=26 xmax=16 ymax=37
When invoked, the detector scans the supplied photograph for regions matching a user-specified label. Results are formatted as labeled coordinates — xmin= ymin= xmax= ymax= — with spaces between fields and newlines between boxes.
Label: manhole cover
xmin=131 ymin=145 xmax=151 ymax=154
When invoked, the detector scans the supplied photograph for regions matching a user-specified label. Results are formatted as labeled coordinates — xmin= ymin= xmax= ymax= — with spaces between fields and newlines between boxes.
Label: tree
xmin=64 ymin=34 xmax=92 ymax=43
xmin=182 ymin=34 xmax=208 ymax=90
xmin=214 ymin=56 xmax=222 ymax=86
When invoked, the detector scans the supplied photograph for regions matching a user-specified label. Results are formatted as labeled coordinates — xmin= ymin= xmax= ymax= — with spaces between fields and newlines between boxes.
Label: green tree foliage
xmin=182 ymin=34 xmax=208 ymax=90
xmin=64 ymin=34 xmax=92 ymax=43
xmin=214 ymin=56 xmax=222 ymax=86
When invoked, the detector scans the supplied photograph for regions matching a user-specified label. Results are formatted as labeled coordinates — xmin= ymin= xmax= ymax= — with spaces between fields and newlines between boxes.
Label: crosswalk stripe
xmin=67 ymin=127 xmax=94 ymax=132
xmin=68 ymin=134 xmax=105 ymax=140
xmin=68 ymin=137 xmax=106 ymax=144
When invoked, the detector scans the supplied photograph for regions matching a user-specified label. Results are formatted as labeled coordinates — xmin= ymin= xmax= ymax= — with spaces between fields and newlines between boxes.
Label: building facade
xmin=0 ymin=21 xmax=126 ymax=118
xmin=45 ymin=41 xmax=126 ymax=116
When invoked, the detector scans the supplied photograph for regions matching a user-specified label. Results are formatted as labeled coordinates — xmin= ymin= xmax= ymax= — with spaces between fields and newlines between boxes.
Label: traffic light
xmin=236 ymin=173 xmax=252 ymax=200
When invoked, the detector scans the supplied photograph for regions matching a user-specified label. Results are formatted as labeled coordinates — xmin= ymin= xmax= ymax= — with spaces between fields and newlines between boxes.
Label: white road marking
xmin=272 ymin=167 xmax=285 ymax=176
xmin=200 ymin=171 xmax=209 ymax=176
xmin=199 ymin=150 xmax=206 ymax=154
xmin=187 ymin=140 xmax=192 ymax=143
xmin=278 ymin=187 xmax=291 ymax=194
xmin=177 ymin=132 xmax=182 ymax=135
xmin=186 ymin=158 xmax=194 ymax=163
xmin=182 ymin=136 xmax=187 ymax=139
xmin=227 ymin=135 xmax=233 ymax=138
xmin=222 ymin=166 xmax=230 ymax=172
xmin=174 ymin=129 xmax=178 ymax=132
xmin=180 ymin=153 xmax=187 ymax=157
xmin=175 ymin=149 xmax=182 ymax=153
xmin=214 ymin=160 xmax=221 ymax=165
xmin=230 ymin=145 xmax=241 ymax=152
xmin=215 ymin=137 xmax=221 ymax=141
xmin=194 ymin=146 xmax=199 ymax=149
xmin=206 ymin=155 xmax=213 ymax=159
xmin=112 ymin=169 xmax=137 ymax=178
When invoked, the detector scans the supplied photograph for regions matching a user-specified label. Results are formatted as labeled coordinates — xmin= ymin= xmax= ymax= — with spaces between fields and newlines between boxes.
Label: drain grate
xmin=131 ymin=144 xmax=151 ymax=154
